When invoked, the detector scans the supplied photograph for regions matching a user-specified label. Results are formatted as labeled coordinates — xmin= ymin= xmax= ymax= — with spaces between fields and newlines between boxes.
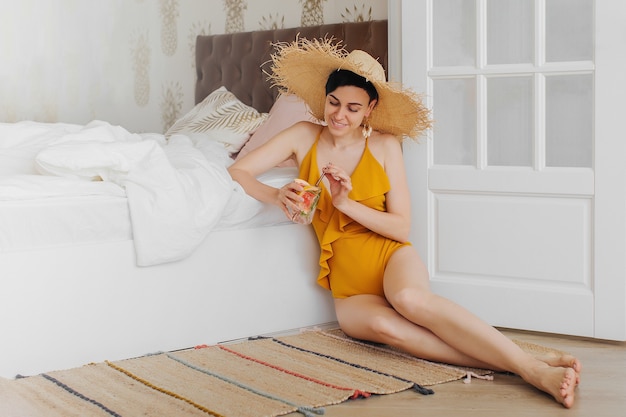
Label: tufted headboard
xmin=195 ymin=20 xmax=388 ymax=113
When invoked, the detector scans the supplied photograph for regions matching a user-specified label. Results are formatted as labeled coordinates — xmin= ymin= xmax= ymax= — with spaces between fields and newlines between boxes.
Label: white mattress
xmin=0 ymin=167 xmax=296 ymax=252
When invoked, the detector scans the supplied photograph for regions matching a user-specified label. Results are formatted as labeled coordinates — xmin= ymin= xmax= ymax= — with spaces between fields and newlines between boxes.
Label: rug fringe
xmin=463 ymin=371 xmax=495 ymax=384
xmin=412 ymin=383 xmax=435 ymax=395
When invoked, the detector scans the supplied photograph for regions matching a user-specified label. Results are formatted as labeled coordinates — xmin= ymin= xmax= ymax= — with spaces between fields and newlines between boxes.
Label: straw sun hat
xmin=268 ymin=38 xmax=431 ymax=140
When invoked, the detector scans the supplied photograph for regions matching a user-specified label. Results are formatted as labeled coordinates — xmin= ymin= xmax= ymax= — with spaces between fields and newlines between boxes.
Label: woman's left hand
xmin=322 ymin=163 xmax=352 ymax=209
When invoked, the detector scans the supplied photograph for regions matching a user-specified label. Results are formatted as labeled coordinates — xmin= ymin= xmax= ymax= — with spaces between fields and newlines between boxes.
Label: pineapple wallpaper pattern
xmin=161 ymin=81 xmax=184 ymax=132
xmin=160 ymin=0 xmax=180 ymax=56
xmin=224 ymin=0 xmax=247 ymax=34
xmin=259 ymin=13 xmax=285 ymax=31
xmin=0 ymin=0 xmax=387 ymax=133
xmin=300 ymin=0 xmax=326 ymax=27
xmin=342 ymin=4 xmax=373 ymax=22
xmin=188 ymin=21 xmax=212 ymax=69
xmin=131 ymin=30 xmax=151 ymax=108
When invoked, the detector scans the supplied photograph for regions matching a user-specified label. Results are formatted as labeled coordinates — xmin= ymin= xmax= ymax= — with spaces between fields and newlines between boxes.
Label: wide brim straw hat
xmin=268 ymin=38 xmax=431 ymax=140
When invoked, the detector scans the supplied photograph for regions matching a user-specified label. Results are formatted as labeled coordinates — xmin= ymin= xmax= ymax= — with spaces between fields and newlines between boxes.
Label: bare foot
xmin=524 ymin=365 xmax=577 ymax=408
xmin=536 ymin=353 xmax=582 ymax=385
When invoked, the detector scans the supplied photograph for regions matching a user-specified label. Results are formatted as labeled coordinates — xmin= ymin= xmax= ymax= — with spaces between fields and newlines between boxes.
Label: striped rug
xmin=3 ymin=329 xmax=553 ymax=417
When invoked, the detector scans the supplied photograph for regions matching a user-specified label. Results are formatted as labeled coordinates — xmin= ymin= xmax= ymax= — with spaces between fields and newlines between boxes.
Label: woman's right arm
xmin=228 ymin=121 xmax=317 ymax=216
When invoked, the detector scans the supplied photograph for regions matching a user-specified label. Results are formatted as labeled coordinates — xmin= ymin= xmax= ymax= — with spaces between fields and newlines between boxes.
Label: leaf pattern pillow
xmin=166 ymin=86 xmax=268 ymax=154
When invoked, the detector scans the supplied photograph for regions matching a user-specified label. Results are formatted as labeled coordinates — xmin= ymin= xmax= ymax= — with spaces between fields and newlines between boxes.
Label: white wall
xmin=0 ymin=0 xmax=387 ymax=133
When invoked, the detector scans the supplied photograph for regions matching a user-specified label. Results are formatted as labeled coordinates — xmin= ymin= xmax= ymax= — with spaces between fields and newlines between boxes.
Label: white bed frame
xmin=0 ymin=224 xmax=335 ymax=378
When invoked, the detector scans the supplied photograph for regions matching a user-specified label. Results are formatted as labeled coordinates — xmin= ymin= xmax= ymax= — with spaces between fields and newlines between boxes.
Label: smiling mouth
xmin=331 ymin=119 xmax=348 ymax=128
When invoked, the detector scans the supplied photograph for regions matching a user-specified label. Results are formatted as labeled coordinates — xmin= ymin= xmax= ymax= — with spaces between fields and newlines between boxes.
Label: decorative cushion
xmin=166 ymin=86 xmax=268 ymax=154
xmin=236 ymin=94 xmax=322 ymax=166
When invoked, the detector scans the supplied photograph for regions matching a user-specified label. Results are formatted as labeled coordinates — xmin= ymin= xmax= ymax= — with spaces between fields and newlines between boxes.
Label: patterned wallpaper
xmin=0 ymin=0 xmax=387 ymax=134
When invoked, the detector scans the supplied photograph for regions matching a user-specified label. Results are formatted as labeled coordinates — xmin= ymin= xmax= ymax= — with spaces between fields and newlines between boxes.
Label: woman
xmin=228 ymin=39 xmax=580 ymax=408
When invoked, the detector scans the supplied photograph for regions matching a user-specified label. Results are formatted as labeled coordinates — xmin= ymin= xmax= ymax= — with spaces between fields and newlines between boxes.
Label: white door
xmin=392 ymin=0 xmax=626 ymax=340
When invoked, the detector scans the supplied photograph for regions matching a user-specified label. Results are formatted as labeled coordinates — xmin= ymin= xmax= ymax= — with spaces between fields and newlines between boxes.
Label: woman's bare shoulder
xmin=285 ymin=121 xmax=323 ymax=149
xmin=368 ymin=131 xmax=403 ymax=159
xmin=291 ymin=120 xmax=324 ymax=134
xmin=274 ymin=120 xmax=321 ymax=141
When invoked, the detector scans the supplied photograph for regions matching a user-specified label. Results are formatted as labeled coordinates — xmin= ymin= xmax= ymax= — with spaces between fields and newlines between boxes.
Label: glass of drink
xmin=290 ymin=179 xmax=321 ymax=224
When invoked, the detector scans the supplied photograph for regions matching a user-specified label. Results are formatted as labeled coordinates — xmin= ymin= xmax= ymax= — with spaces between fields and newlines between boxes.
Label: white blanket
xmin=2 ymin=120 xmax=239 ymax=266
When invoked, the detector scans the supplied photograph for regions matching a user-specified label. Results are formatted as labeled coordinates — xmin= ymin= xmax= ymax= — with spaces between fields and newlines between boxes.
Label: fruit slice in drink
xmin=292 ymin=179 xmax=321 ymax=224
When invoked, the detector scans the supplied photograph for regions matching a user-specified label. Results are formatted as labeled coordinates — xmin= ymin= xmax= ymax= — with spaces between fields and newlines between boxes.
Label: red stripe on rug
xmin=218 ymin=345 xmax=370 ymax=399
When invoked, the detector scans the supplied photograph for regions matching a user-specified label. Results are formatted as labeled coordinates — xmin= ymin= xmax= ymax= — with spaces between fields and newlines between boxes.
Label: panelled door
xmin=395 ymin=0 xmax=626 ymax=340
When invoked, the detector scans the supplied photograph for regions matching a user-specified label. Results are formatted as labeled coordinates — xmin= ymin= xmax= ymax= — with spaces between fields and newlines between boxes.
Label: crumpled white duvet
xmin=1 ymin=120 xmax=267 ymax=266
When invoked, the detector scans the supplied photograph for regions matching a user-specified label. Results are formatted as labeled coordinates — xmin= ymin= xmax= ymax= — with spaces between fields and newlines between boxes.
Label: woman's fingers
xmin=323 ymin=164 xmax=348 ymax=182
xmin=279 ymin=182 xmax=304 ymax=218
xmin=322 ymin=164 xmax=352 ymax=192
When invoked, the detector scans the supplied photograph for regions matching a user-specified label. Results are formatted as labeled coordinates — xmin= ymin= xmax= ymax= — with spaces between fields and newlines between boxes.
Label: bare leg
xmin=335 ymin=246 xmax=579 ymax=408
xmin=335 ymin=295 xmax=498 ymax=370
xmin=335 ymin=295 xmax=577 ymax=408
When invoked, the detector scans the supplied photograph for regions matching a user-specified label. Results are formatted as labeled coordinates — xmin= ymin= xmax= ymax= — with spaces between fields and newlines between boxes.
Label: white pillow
xmin=165 ymin=86 xmax=268 ymax=154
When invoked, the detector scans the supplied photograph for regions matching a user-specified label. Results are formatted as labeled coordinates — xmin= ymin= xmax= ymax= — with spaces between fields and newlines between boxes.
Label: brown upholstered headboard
xmin=195 ymin=20 xmax=388 ymax=113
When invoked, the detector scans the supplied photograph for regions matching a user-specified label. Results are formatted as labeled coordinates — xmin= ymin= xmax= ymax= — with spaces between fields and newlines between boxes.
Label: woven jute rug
xmin=2 ymin=329 xmax=559 ymax=417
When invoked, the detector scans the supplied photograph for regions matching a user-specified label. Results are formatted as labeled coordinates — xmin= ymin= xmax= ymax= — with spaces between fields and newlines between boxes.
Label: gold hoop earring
xmin=362 ymin=118 xmax=372 ymax=139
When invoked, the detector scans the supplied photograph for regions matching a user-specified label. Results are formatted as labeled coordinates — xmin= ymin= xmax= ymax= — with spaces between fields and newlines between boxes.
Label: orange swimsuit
xmin=299 ymin=133 xmax=411 ymax=299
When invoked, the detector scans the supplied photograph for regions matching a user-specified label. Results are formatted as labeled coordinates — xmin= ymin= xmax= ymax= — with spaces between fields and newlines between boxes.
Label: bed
xmin=0 ymin=20 xmax=389 ymax=379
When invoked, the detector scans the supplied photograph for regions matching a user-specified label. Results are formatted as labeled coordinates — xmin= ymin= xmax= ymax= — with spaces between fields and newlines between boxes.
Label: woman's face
xmin=324 ymin=86 xmax=376 ymax=137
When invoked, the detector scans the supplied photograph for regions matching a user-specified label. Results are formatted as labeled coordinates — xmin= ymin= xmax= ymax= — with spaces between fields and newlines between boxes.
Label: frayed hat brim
xmin=268 ymin=38 xmax=431 ymax=139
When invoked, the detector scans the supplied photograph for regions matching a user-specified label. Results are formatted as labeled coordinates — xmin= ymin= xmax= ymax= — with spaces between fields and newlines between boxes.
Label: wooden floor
xmin=295 ymin=328 xmax=626 ymax=417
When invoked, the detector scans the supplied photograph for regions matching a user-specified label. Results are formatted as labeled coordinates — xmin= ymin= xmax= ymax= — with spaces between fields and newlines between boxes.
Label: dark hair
xmin=325 ymin=69 xmax=379 ymax=104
